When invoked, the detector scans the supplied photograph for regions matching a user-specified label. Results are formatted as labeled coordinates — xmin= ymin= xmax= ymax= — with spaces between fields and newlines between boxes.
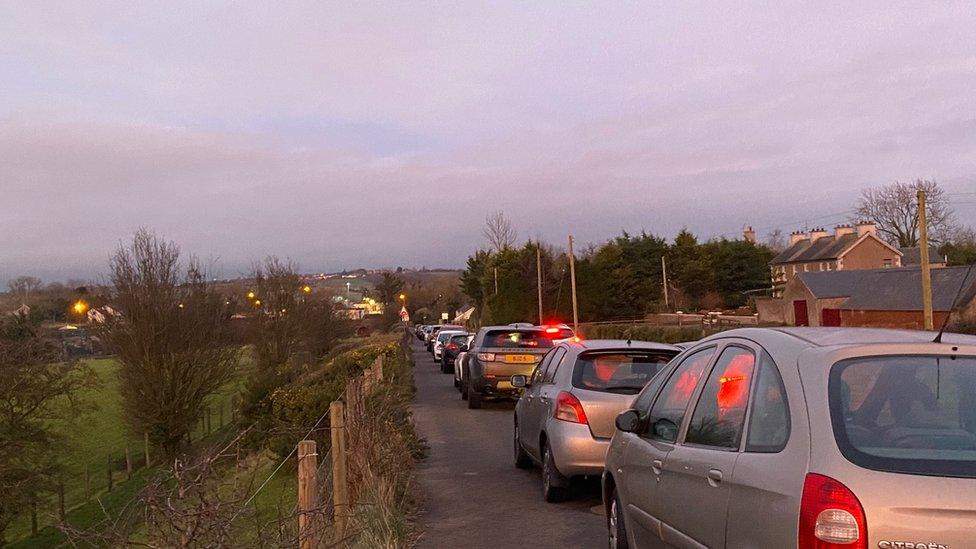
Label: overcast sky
xmin=2 ymin=2 xmax=975 ymax=285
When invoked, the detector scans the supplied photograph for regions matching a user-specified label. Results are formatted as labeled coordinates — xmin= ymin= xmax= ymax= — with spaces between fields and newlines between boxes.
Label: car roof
xmin=562 ymin=338 xmax=681 ymax=352
xmin=698 ymin=326 xmax=976 ymax=349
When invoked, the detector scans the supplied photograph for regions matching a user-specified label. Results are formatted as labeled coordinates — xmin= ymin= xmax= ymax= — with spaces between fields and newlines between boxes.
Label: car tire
xmin=453 ymin=375 xmax=460 ymax=388
xmin=441 ymin=358 xmax=451 ymax=374
xmin=542 ymin=441 xmax=569 ymax=502
xmin=513 ymin=419 xmax=533 ymax=469
xmin=467 ymin=391 xmax=482 ymax=409
xmin=608 ymin=487 xmax=629 ymax=549
xmin=460 ymin=378 xmax=469 ymax=400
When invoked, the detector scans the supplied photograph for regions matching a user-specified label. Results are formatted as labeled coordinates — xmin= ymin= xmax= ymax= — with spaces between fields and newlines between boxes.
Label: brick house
xmin=770 ymin=222 xmax=902 ymax=296
xmin=780 ymin=265 xmax=976 ymax=329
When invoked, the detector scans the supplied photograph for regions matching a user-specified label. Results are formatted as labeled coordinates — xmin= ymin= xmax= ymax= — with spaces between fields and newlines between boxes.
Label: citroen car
xmin=603 ymin=327 xmax=976 ymax=549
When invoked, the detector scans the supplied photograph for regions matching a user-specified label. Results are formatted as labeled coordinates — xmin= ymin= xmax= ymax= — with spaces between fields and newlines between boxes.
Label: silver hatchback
xmin=512 ymin=339 xmax=680 ymax=502
xmin=603 ymin=327 xmax=976 ymax=548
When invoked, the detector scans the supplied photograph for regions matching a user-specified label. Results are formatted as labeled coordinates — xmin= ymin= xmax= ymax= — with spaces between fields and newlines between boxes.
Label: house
xmin=770 ymin=222 xmax=902 ymax=296
xmin=900 ymin=246 xmax=947 ymax=268
xmin=779 ymin=265 xmax=976 ymax=329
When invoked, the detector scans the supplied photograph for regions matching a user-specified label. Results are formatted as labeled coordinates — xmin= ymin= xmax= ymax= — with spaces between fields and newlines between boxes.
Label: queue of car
xmin=413 ymin=321 xmax=976 ymax=549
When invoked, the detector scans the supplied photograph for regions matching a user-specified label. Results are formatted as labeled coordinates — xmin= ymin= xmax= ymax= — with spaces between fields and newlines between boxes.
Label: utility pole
xmin=918 ymin=189 xmax=934 ymax=330
xmin=494 ymin=267 xmax=499 ymax=295
xmin=568 ymin=235 xmax=579 ymax=333
xmin=536 ymin=244 xmax=544 ymax=324
xmin=661 ymin=256 xmax=670 ymax=311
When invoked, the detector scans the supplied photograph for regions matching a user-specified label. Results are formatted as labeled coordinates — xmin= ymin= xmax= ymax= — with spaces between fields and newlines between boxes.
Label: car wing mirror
xmin=615 ymin=409 xmax=643 ymax=433
xmin=511 ymin=374 xmax=529 ymax=388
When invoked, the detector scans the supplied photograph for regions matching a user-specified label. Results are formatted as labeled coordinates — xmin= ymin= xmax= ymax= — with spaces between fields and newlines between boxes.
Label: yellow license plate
xmin=504 ymin=354 xmax=535 ymax=364
xmin=496 ymin=381 xmax=514 ymax=391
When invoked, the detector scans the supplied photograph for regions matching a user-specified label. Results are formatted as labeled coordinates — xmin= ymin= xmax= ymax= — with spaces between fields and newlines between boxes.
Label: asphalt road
xmin=410 ymin=339 xmax=606 ymax=548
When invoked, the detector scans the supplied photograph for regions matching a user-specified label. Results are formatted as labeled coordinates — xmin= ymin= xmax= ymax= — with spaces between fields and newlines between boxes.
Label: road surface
xmin=410 ymin=339 xmax=605 ymax=548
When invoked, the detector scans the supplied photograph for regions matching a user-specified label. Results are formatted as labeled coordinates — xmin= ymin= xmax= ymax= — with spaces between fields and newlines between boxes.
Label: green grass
xmin=7 ymin=356 xmax=249 ymax=546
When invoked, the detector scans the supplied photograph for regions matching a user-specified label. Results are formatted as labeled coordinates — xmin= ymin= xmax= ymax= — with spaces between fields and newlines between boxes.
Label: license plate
xmin=496 ymin=381 xmax=514 ymax=391
xmin=504 ymin=354 xmax=535 ymax=364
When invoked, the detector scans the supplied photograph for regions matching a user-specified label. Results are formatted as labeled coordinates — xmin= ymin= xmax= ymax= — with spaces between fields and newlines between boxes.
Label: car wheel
xmin=460 ymin=378 xmax=469 ymax=400
xmin=542 ymin=441 xmax=569 ymax=502
xmin=441 ymin=358 xmax=451 ymax=374
xmin=467 ymin=391 xmax=482 ymax=409
xmin=513 ymin=419 xmax=533 ymax=469
xmin=608 ymin=487 xmax=629 ymax=549
xmin=453 ymin=375 xmax=460 ymax=388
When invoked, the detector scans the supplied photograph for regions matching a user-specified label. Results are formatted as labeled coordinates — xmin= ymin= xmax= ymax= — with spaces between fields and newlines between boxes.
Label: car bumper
xmin=547 ymin=420 xmax=610 ymax=477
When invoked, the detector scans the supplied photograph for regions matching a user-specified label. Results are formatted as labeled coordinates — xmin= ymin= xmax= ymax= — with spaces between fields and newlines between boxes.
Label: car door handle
xmin=707 ymin=469 xmax=723 ymax=487
xmin=652 ymin=459 xmax=663 ymax=475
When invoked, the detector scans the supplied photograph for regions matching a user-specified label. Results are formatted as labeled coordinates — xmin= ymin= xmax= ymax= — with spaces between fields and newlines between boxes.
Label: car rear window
xmin=829 ymin=355 xmax=976 ymax=478
xmin=449 ymin=334 xmax=468 ymax=344
xmin=483 ymin=330 xmax=553 ymax=349
xmin=572 ymin=351 xmax=676 ymax=394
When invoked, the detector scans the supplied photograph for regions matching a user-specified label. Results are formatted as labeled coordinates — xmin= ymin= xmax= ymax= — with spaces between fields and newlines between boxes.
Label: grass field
xmin=8 ymin=355 xmax=247 ymax=546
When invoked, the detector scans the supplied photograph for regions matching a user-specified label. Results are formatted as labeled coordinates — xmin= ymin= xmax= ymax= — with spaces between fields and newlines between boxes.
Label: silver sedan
xmin=512 ymin=339 xmax=680 ymax=502
xmin=603 ymin=327 xmax=976 ymax=548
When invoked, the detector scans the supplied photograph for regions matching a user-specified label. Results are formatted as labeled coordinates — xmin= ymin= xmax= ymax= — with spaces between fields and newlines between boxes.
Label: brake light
xmin=476 ymin=352 xmax=496 ymax=362
xmin=545 ymin=327 xmax=560 ymax=334
xmin=446 ymin=343 xmax=459 ymax=351
xmin=553 ymin=391 xmax=588 ymax=424
xmin=799 ymin=473 xmax=866 ymax=549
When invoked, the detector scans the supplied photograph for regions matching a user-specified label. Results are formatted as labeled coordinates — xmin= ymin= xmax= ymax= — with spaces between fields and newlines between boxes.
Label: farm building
xmin=772 ymin=265 xmax=976 ymax=329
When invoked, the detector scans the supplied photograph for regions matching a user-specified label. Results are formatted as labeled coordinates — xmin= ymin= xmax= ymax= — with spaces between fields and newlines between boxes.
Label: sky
xmin=2 ymin=2 xmax=976 ymax=286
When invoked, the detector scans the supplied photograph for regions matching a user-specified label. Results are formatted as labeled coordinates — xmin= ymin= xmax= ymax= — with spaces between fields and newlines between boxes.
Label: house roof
xmin=771 ymin=232 xmax=901 ymax=265
xmin=772 ymin=233 xmax=859 ymax=264
xmin=899 ymin=246 xmax=945 ymax=266
xmin=796 ymin=265 xmax=976 ymax=312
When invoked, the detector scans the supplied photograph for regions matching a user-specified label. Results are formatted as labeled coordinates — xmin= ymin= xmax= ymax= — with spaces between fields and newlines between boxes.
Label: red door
xmin=821 ymin=308 xmax=841 ymax=327
xmin=793 ymin=300 xmax=809 ymax=326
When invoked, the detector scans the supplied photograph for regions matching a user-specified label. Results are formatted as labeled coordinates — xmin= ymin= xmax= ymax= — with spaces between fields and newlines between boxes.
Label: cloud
xmin=2 ymin=2 xmax=976 ymax=285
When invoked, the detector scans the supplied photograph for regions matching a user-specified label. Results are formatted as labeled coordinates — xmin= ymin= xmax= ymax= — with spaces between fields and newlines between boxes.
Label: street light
xmin=399 ymin=293 xmax=406 ymax=301
xmin=72 ymin=300 xmax=89 ymax=316
xmin=247 ymin=291 xmax=256 ymax=300
xmin=302 ymin=285 xmax=312 ymax=294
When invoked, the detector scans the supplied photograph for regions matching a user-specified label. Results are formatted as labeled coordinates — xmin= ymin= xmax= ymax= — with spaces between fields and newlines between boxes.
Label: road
xmin=410 ymin=339 xmax=606 ymax=548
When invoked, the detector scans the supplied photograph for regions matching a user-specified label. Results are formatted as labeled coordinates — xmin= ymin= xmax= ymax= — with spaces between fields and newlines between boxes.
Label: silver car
xmin=603 ymin=327 xmax=976 ymax=548
xmin=512 ymin=339 xmax=680 ymax=502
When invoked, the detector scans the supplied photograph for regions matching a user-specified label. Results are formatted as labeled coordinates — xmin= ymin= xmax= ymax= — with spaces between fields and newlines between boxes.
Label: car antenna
xmin=933 ymin=262 xmax=976 ymax=343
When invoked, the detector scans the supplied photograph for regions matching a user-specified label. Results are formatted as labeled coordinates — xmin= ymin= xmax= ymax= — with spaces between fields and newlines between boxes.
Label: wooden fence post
xmin=297 ymin=440 xmax=319 ymax=549
xmin=144 ymin=432 xmax=151 ymax=468
xmin=330 ymin=401 xmax=349 ymax=544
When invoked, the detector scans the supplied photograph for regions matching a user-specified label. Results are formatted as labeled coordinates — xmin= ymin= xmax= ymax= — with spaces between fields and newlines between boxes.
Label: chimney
xmin=809 ymin=227 xmax=829 ymax=242
xmin=834 ymin=224 xmax=855 ymax=238
xmin=856 ymin=221 xmax=876 ymax=238
xmin=743 ymin=226 xmax=757 ymax=243
xmin=789 ymin=230 xmax=806 ymax=246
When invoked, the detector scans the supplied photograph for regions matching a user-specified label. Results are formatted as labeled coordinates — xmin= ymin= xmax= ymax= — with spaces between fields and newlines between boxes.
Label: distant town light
xmin=72 ymin=300 xmax=89 ymax=315
xmin=247 ymin=291 xmax=256 ymax=299
xmin=302 ymin=285 xmax=312 ymax=294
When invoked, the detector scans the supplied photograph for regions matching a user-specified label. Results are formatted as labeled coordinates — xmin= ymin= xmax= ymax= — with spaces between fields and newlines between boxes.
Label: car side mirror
xmin=615 ymin=409 xmax=642 ymax=433
xmin=511 ymin=374 xmax=529 ymax=388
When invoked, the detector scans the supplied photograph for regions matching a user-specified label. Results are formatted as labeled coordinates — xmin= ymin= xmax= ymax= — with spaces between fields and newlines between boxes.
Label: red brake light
xmin=798 ymin=473 xmax=866 ymax=549
xmin=553 ymin=391 xmax=588 ymax=424
xmin=447 ymin=343 xmax=459 ymax=351
xmin=545 ymin=327 xmax=560 ymax=334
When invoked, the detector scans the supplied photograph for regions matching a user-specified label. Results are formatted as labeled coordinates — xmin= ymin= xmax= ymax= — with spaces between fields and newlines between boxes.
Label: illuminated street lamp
xmin=302 ymin=285 xmax=312 ymax=294
xmin=254 ymin=299 xmax=262 ymax=306
xmin=72 ymin=300 xmax=89 ymax=316
xmin=247 ymin=291 xmax=256 ymax=300
xmin=399 ymin=293 xmax=406 ymax=302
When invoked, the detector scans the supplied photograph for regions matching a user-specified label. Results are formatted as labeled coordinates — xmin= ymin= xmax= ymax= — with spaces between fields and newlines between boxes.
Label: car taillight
xmin=447 ymin=343 xmax=459 ymax=351
xmin=799 ymin=473 xmax=866 ymax=549
xmin=476 ymin=352 xmax=496 ymax=362
xmin=553 ymin=391 xmax=588 ymax=424
xmin=545 ymin=327 xmax=560 ymax=334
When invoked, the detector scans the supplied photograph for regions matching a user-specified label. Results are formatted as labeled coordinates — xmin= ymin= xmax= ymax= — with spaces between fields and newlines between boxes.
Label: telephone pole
xmin=661 ymin=256 xmax=670 ymax=311
xmin=494 ymin=267 xmax=499 ymax=295
xmin=536 ymin=244 xmax=544 ymax=325
xmin=918 ymin=189 xmax=934 ymax=330
xmin=568 ymin=235 xmax=579 ymax=333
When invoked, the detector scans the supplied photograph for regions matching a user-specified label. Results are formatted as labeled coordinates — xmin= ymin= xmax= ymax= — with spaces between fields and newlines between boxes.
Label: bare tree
xmin=854 ymin=179 xmax=956 ymax=246
xmin=483 ymin=211 xmax=518 ymax=252
xmin=7 ymin=276 xmax=42 ymax=305
xmin=764 ymin=229 xmax=787 ymax=253
xmin=0 ymin=316 xmax=91 ymax=544
xmin=100 ymin=229 xmax=240 ymax=460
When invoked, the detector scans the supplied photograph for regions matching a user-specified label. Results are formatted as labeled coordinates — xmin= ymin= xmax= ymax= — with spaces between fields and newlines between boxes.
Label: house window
xmin=883 ymin=259 xmax=892 ymax=268
xmin=820 ymin=262 xmax=825 ymax=271
xmin=826 ymin=263 xmax=832 ymax=271
xmin=803 ymin=264 xmax=808 ymax=272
